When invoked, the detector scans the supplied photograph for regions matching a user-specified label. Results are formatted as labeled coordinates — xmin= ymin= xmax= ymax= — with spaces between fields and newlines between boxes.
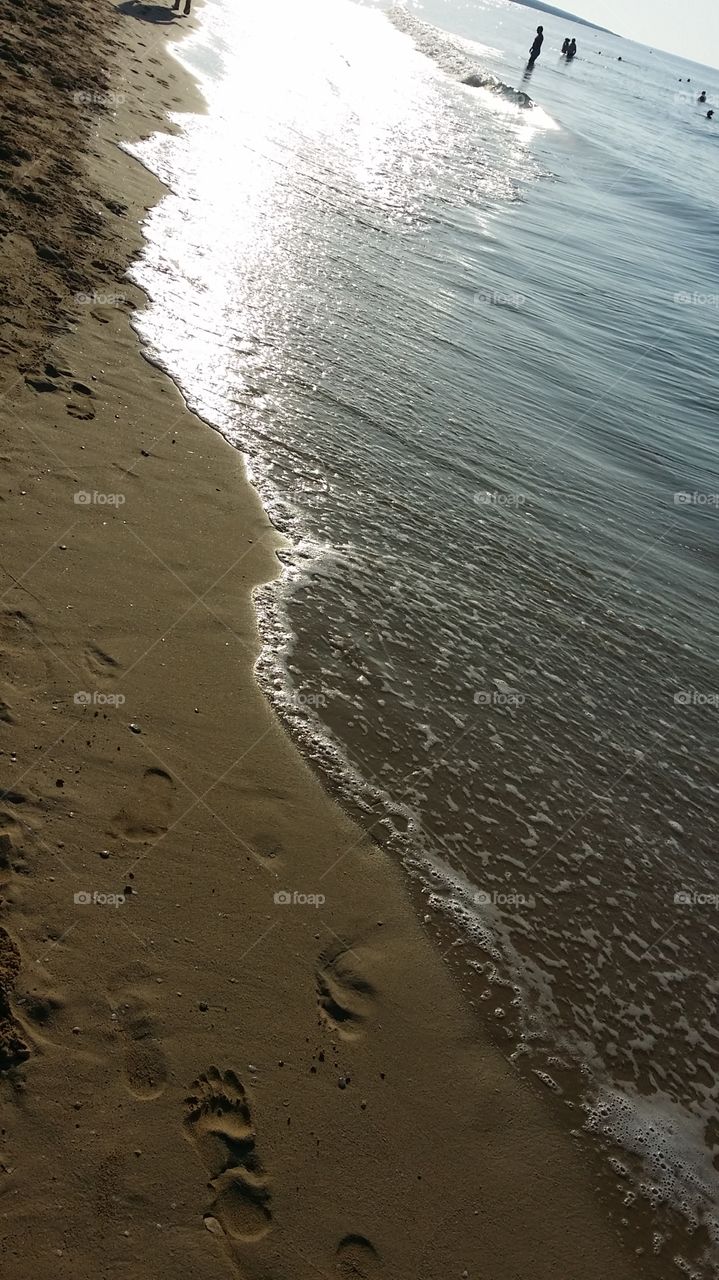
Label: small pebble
xmin=129 ymin=723 xmax=141 ymax=734
xmin=198 ymin=1001 xmax=208 ymax=1012
xmin=98 ymin=849 xmax=110 ymax=859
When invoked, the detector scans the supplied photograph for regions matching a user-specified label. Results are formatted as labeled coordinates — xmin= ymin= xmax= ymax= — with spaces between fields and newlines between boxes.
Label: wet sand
xmin=0 ymin=1 xmax=658 ymax=1277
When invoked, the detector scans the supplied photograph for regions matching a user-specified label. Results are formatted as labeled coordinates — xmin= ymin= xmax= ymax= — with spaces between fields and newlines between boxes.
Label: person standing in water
xmin=561 ymin=37 xmax=570 ymax=54
xmin=172 ymin=0 xmax=191 ymax=15
xmin=699 ymin=91 xmax=707 ymax=103
xmin=528 ymin=26 xmax=544 ymax=66
xmin=567 ymin=38 xmax=577 ymax=59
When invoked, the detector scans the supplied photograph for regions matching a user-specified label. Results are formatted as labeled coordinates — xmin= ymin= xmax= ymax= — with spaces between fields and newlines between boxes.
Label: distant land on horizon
xmin=510 ymin=0 xmax=615 ymax=34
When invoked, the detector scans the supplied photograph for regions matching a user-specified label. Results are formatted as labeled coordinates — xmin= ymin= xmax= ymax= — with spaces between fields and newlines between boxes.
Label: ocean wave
xmin=388 ymin=5 xmax=534 ymax=108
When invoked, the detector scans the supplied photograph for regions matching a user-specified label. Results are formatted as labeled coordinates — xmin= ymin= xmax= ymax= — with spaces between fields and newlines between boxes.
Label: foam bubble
xmin=585 ymin=1086 xmax=719 ymax=1246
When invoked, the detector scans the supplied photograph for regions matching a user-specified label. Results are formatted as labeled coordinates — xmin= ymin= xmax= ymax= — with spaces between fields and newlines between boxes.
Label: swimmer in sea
xmin=708 ymin=110 xmax=715 ymax=120
xmin=699 ymin=91 xmax=707 ymax=103
xmin=528 ymin=25 xmax=544 ymax=67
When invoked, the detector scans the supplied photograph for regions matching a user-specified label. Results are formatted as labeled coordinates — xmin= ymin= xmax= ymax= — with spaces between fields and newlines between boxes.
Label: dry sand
xmin=0 ymin=2 xmax=660 ymax=1277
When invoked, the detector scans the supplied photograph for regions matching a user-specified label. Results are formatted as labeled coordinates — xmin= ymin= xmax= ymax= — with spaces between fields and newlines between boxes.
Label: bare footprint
xmin=0 ymin=926 xmax=30 ymax=1070
xmin=0 ymin=830 xmax=24 ymax=912
xmin=317 ymin=947 xmax=376 ymax=1041
xmin=335 ymin=1234 xmax=381 ymax=1278
xmin=111 ymin=767 xmax=174 ymax=842
xmin=251 ymin=831 xmax=285 ymax=869
xmin=84 ymin=644 xmax=121 ymax=679
xmin=184 ymin=1067 xmax=272 ymax=1244
xmin=111 ymin=990 xmax=167 ymax=1100
xmin=0 ymin=610 xmax=48 ymax=689
xmin=66 ymin=402 xmax=95 ymax=421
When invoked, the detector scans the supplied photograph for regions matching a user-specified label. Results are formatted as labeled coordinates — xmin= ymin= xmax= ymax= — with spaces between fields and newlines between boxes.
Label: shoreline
xmin=0 ymin=1 xmax=678 ymax=1277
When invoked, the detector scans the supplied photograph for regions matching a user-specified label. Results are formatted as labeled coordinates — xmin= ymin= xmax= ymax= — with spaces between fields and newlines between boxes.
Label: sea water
xmin=126 ymin=0 xmax=719 ymax=1270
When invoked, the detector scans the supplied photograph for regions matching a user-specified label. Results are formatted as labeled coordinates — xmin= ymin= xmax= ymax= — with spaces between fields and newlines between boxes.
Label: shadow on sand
xmin=115 ymin=1 xmax=179 ymax=23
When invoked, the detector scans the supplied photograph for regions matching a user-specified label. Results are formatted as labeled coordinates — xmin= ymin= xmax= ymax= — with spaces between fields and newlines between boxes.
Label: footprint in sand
xmin=335 ymin=1234 xmax=381 ymax=1278
xmin=83 ymin=644 xmax=121 ymax=680
xmin=0 ymin=829 xmax=25 ymax=912
xmin=0 ymin=689 xmax=14 ymax=724
xmin=250 ymin=830 xmax=285 ymax=869
xmin=0 ymin=926 xmax=30 ymax=1070
xmin=66 ymin=402 xmax=95 ymax=421
xmin=184 ymin=1067 xmax=272 ymax=1244
xmin=111 ymin=767 xmax=174 ymax=843
xmin=109 ymin=983 xmax=168 ymax=1100
xmin=0 ymin=610 xmax=48 ymax=690
xmin=316 ymin=947 xmax=376 ymax=1042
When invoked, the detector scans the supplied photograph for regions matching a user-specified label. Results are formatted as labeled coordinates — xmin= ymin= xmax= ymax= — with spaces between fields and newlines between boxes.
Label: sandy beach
xmin=0 ymin=2 xmax=669 ymax=1277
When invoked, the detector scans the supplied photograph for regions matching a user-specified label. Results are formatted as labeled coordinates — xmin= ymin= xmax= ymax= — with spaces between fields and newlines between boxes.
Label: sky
xmin=569 ymin=0 xmax=719 ymax=67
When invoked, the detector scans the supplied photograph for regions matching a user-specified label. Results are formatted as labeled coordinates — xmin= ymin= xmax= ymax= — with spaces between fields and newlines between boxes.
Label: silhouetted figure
xmin=566 ymin=39 xmax=577 ymax=60
xmin=561 ymin=37 xmax=570 ymax=54
xmin=528 ymin=26 xmax=544 ymax=66
xmin=172 ymin=0 xmax=191 ymax=14
xmin=699 ymin=91 xmax=707 ymax=103
xmin=708 ymin=110 xmax=715 ymax=120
